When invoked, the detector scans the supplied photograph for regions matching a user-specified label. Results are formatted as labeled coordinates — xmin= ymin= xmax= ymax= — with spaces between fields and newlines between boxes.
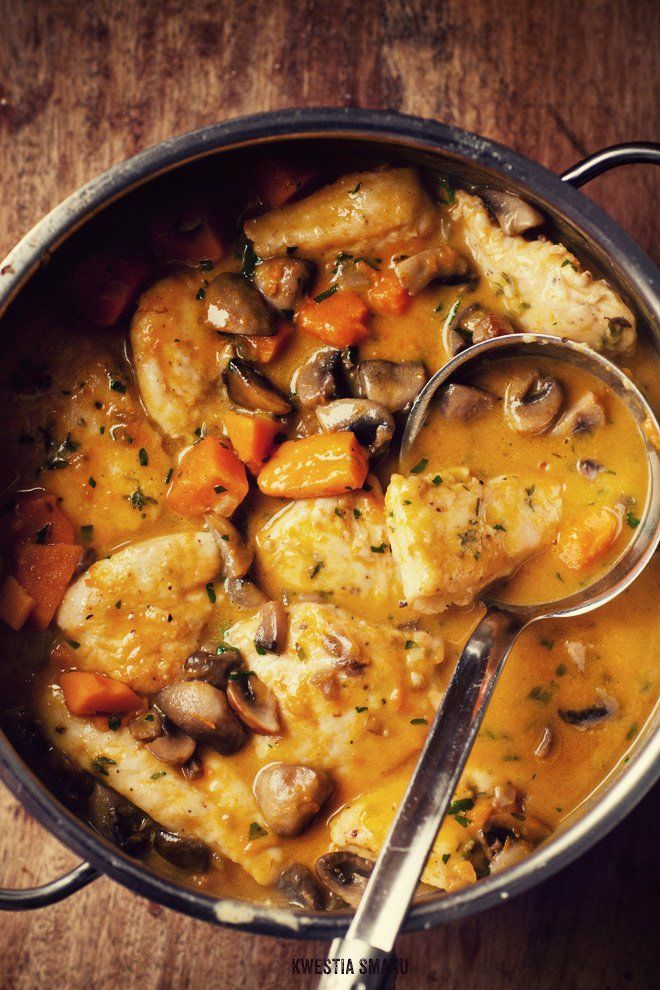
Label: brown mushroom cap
xmin=394 ymin=246 xmax=469 ymax=295
xmin=226 ymin=672 xmax=282 ymax=735
xmin=205 ymin=272 xmax=277 ymax=336
xmin=88 ymin=784 xmax=153 ymax=852
xmin=146 ymin=726 xmax=197 ymax=767
xmin=253 ymin=763 xmax=335 ymax=836
xmin=438 ymin=383 xmax=496 ymax=422
xmin=315 ymin=851 xmax=374 ymax=908
xmin=480 ymin=188 xmax=545 ymax=236
xmin=205 ymin=513 xmax=254 ymax=578
xmin=504 ymin=370 xmax=564 ymax=435
xmin=550 ymin=392 xmax=606 ymax=436
xmin=253 ymin=256 xmax=315 ymax=312
xmin=129 ymin=707 xmax=164 ymax=743
xmin=182 ymin=648 xmax=242 ymax=689
xmin=156 ymin=681 xmax=247 ymax=755
xmin=356 ymin=359 xmax=427 ymax=413
xmin=315 ymin=398 xmax=394 ymax=456
xmin=153 ymin=827 xmax=211 ymax=872
xmin=296 ymin=348 xmax=343 ymax=408
xmin=255 ymin=600 xmax=288 ymax=655
xmin=276 ymin=863 xmax=327 ymax=911
xmin=225 ymin=359 xmax=292 ymax=415
xmin=224 ymin=576 xmax=268 ymax=610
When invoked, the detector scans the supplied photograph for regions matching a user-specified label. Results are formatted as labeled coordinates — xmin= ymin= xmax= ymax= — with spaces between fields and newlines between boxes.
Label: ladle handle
xmin=317 ymin=609 xmax=523 ymax=990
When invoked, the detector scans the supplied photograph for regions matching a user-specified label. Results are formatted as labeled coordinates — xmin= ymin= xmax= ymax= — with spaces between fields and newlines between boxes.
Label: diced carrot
xmin=14 ymin=543 xmax=82 ymax=630
xmin=296 ymin=290 xmax=369 ymax=348
xmin=0 ymin=492 xmax=76 ymax=549
xmin=367 ymin=268 xmax=411 ymax=316
xmin=0 ymin=576 xmax=35 ymax=632
xmin=166 ymin=436 xmax=249 ymax=518
xmin=556 ymin=507 xmax=622 ymax=571
xmin=149 ymin=200 xmax=225 ymax=265
xmin=223 ymin=412 xmax=280 ymax=474
xmin=257 ymin=432 xmax=369 ymax=499
xmin=251 ymin=157 xmax=317 ymax=209
xmin=68 ymin=249 xmax=152 ymax=327
xmin=60 ymin=670 xmax=141 ymax=717
xmin=49 ymin=640 xmax=78 ymax=669
xmin=239 ymin=319 xmax=293 ymax=364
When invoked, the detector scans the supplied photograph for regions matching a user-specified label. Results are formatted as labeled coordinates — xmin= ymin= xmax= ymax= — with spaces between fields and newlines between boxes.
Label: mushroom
xmin=253 ymin=256 xmax=315 ymax=312
xmin=182 ymin=648 xmax=242 ymax=688
xmin=576 ymin=458 xmax=604 ymax=480
xmin=88 ymin=784 xmax=153 ymax=852
xmin=315 ymin=851 xmax=374 ymax=909
xmin=224 ymin=576 xmax=268 ymax=610
xmin=550 ymin=392 xmax=606 ymax=436
xmin=253 ymin=763 xmax=334 ymax=836
xmin=295 ymin=348 xmax=343 ymax=408
xmin=356 ymin=359 xmax=427 ymax=413
xmin=225 ymin=359 xmax=292 ymax=415
xmin=129 ymin=707 xmax=164 ymax=743
xmin=315 ymin=398 xmax=394 ymax=457
xmin=226 ymin=671 xmax=281 ymax=735
xmin=489 ymin=838 xmax=533 ymax=874
xmin=394 ymin=245 xmax=469 ymax=295
xmin=276 ymin=863 xmax=327 ymax=911
xmin=559 ymin=693 xmax=618 ymax=728
xmin=181 ymin=755 xmax=205 ymax=781
xmin=480 ymin=188 xmax=545 ymax=236
xmin=153 ymin=827 xmax=211 ymax=872
xmin=155 ymin=681 xmax=247 ymax=755
xmin=255 ymin=600 xmax=288 ymax=654
xmin=204 ymin=272 xmax=276 ymax=336
xmin=457 ymin=304 xmax=514 ymax=349
xmin=146 ymin=725 xmax=197 ymax=767
xmin=205 ymin=513 xmax=254 ymax=578
xmin=493 ymin=782 xmax=518 ymax=809
xmin=534 ymin=725 xmax=555 ymax=759
xmin=438 ymin=383 xmax=496 ymax=422
xmin=504 ymin=370 xmax=564 ymax=435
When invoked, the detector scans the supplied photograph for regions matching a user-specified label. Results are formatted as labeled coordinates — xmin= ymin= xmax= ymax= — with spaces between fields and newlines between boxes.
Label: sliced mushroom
xmin=205 ymin=272 xmax=276 ymax=336
xmin=489 ymin=837 xmax=533 ymax=874
xmin=146 ymin=726 xmax=197 ymax=767
xmin=224 ymin=576 xmax=268 ymax=610
xmin=295 ymin=348 xmax=342 ymax=408
xmin=504 ymin=371 xmax=564 ymax=435
xmin=550 ymin=392 xmax=606 ymax=436
xmin=129 ymin=707 xmax=164 ymax=743
xmin=394 ymin=245 xmax=469 ymax=295
xmin=205 ymin=513 xmax=254 ymax=578
xmin=153 ymin=827 xmax=211 ymax=872
xmin=276 ymin=863 xmax=327 ymax=911
xmin=356 ymin=359 xmax=427 ymax=413
xmin=156 ymin=681 xmax=247 ymax=755
xmin=534 ymin=725 xmax=555 ymax=759
xmin=225 ymin=359 xmax=292 ymax=415
xmin=315 ymin=851 xmax=374 ymax=909
xmin=493 ymin=782 xmax=518 ymax=810
xmin=576 ymin=458 xmax=604 ymax=480
xmin=182 ymin=648 xmax=242 ymax=688
xmin=255 ymin=601 xmax=288 ymax=654
xmin=253 ymin=256 xmax=315 ymax=312
xmin=254 ymin=763 xmax=334 ymax=836
xmin=88 ymin=784 xmax=153 ymax=852
xmin=455 ymin=303 xmax=514 ymax=347
xmin=438 ymin=383 xmax=496 ymax=422
xmin=227 ymin=672 xmax=281 ymax=735
xmin=559 ymin=697 xmax=617 ymax=728
xmin=316 ymin=399 xmax=394 ymax=456
xmin=181 ymin=755 xmax=205 ymax=781
xmin=480 ymin=188 xmax=545 ymax=236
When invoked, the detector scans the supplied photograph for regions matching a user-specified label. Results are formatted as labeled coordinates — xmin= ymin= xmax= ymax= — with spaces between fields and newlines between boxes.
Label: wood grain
xmin=0 ymin=0 xmax=658 ymax=987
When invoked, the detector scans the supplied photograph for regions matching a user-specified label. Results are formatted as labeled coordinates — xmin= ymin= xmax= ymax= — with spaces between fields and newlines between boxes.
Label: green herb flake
xmin=92 ymin=756 xmax=117 ymax=776
xmin=248 ymin=821 xmax=268 ymax=841
xmin=138 ymin=447 xmax=149 ymax=467
xmin=255 ymin=644 xmax=267 ymax=656
xmin=309 ymin=560 xmax=325 ymax=579
xmin=404 ymin=640 xmax=417 ymax=650
xmin=432 ymin=475 xmax=443 ymax=486
xmin=355 ymin=706 xmax=368 ymax=713
xmin=109 ymin=379 xmax=127 ymax=394
xmin=150 ymin=771 xmax=167 ymax=781
xmin=555 ymin=663 xmax=567 ymax=676
xmin=214 ymin=485 xmax=227 ymax=494
xmin=314 ymin=285 xmax=339 ymax=303
xmin=88 ymin=476 xmax=97 ymax=489
xmin=205 ymin=582 xmax=216 ymax=604
xmin=410 ymin=458 xmax=428 ymax=475
xmin=81 ymin=524 xmax=94 ymax=542
xmin=626 ymin=511 xmax=640 ymax=528
xmin=127 ymin=488 xmax=158 ymax=511
xmin=561 ymin=259 xmax=578 ymax=272
xmin=67 ymin=639 xmax=80 ymax=650
xmin=539 ymin=638 xmax=554 ymax=650
xmin=165 ymin=468 xmax=174 ymax=485
xmin=626 ymin=723 xmax=638 ymax=741
xmin=442 ymin=853 xmax=451 ymax=864
xmin=410 ymin=717 xmax=428 ymax=725
xmin=107 ymin=715 xmax=121 ymax=731
xmin=528 ymin=685 xmax=553 ymax=704
xmin=371 ymin=543 xmax=387 ymax=553
xmin=493 ymin=522 xmax=507 ymax=532
xmin=115 ymin=600 xmax=122 ymax=609
xmin=334 ymin=507 xmax=345 ymax=517
xmin=353 ymin=508 xmax=362 ymax=519
xmin=437 ymin=176 xmax=456 ymax=206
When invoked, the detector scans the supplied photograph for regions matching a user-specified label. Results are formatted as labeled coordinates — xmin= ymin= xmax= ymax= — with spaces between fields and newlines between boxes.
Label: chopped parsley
xmin=92 ymin=756 xmax=117 ymax=776
xmin=165 ymin=468 xmax=174 ymax=485
xmin=240 ymin=239 xmax=260 ymax=279
xmin=528 ymin=685 xmax=553 ymax=704
xmin=493 ymin=522 xmax=507 ymax=532
xmin=432 ymin=475 xmax=443 ymax=486
xmin=138 ymin=447 xmax=149 ymax=467
xmin=67 ymin=639 xmax=80 ymax=650
xmin=248 ymin=822 xmax=268 ymax=841
xmin=447 ymin=797 xmax=474 ymax=827
xmin=80 ymin=524 xmax=94 ymax=542
xmin=109 ymin=379 xmax=127 ymax=394
xmin=309 ymin=560 xmax=325 ymax=579
xmin=353 ymin=508 xmax=362 ymax=519
xmin=539 ymin=638 xmax=554 ymax=650
xmin=626 ymin=511 xmax=640 ymax=528
xmin=405 ymin=640 xmax=417 ymax=649
xmin=127 ymin=488 xmax=157 ymax=511
xmin=205 ymin=582 xmax=216 ymax=604
xmin=371 ymin=543 xmax=387 ymax=553
xmin=355 ymin=706 xmax=368 ymax=713
xmin=410 ymin=458 xmax=428 ymax=474
xmin=150 ymin=771 xmax=167 ymax=781
xmin=410 ymin=717 xmax=428 ymax=725
xmin=88 ymin=476 xmax=97 ymax=489
xmin=561 ymin=259 xmax=578 ymax=272
xmin=314 ymin=285 xmax=339 ymax=303
xmin=437 ymin=176 xmax=456 ymax=206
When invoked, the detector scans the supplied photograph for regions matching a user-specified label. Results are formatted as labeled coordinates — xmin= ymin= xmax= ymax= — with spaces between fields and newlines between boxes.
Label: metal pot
xmin=0 ymin=109 xmax=658 ymax=937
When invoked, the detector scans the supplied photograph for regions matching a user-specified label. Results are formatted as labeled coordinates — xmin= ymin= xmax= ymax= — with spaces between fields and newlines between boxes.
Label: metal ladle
xmin=318 ymin=334 xmax=660 ymax=990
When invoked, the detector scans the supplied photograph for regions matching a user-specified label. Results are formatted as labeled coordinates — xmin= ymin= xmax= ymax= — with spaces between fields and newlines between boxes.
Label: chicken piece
xmin=56 ymin=532 xmax=222 ymax=693
xmin=244 ymin=168 xmax=436 ymax=260
xmin=130 ymin=271 xmax=233 ymax=438
xmin=251 ymin=485 xmax=403 ymax=622
xmin=225 ymin=603 xmax=444 ymax=779
xmin=0 ymin=334 xmax=169 ymax=554
xmin=37 ymin=684 xmax=282 ymax=886
xmin=385 ymin=468 xmax=561 ymax=612
xmin=451 ymin=191 xmax=636 ymax=355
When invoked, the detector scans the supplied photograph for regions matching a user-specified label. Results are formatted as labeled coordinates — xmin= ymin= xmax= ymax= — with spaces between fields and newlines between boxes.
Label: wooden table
xmin=0 ymin=1 xmax=658 ymax=986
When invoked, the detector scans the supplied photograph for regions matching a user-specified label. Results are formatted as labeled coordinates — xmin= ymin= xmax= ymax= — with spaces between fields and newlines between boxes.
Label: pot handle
xmin=561 ymin=141 xmax=660 ymax=187
xmin=0 ymin=860 xmax=99 ymax=911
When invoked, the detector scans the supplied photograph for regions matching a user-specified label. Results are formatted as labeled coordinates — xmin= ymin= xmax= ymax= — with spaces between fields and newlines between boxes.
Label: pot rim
xmin=0 ymin=107 xmax=658 ymax=938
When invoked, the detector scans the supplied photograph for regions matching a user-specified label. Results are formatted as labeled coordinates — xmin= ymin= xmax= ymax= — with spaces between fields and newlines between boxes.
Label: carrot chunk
xmin=166 ymin=436 xmax=249 ymax=517
xmin=149 ymin=200 xmax=225 ymax=265
xmin=223 ymin=412 xmax=280 ymax=474
xmin=0 ymin=576 xmax=35 ymax=632
xmin=239 ymin=319 xmax=293 ymax=364
xmin=60 ymin=670 xmax=141 ymax=717
xmin=556 ymin=507 xmax=622 ymax=571
xmin=14 ymin=543 xmax=82 ymax=630
xmin=0 ymin=492 xmax=76 ymax=549
xmin=68 ymin=249 xmax=152 ymax=327
xmin=367 ymin=268 xmax=411 ymax=316
xmin=296 ymin=290 xmax=369 ymax=348
xmin=257 ymin=432 xmax=369 ymax=499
